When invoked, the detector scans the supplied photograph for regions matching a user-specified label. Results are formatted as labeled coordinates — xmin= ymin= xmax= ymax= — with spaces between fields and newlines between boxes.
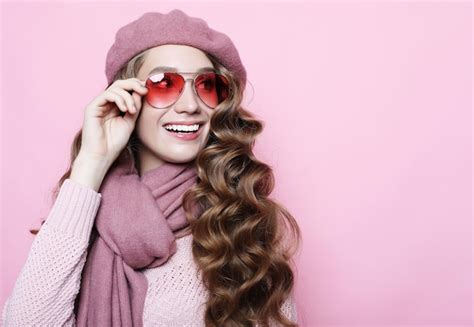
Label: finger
xmin=88 ymin=88 xmax=114 ymax=109
xmin=104 ymin=89 xmax=129 ymax=113
xmin=122 ymin=99 xmax=141 ymax=126
xmin=133 ymin=78 xmax=148 ymax=89
xmin=131 ymin=91 xmax=143 ymax=114
xmin=113 ymin=78 xmax=148 ymax=96
xmin=137 ymin=78 xmax=148 ymax=88
xmin=109 ymin=87 xmax=136 ymax=113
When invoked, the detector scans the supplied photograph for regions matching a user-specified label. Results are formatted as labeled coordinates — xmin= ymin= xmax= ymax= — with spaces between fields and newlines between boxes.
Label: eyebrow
xmin=147 ymin=66 xmax=216 ymax=76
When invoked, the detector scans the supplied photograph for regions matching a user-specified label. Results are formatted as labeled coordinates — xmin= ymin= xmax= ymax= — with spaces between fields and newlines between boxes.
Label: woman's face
xmin=135 ymin=44 xmax=217 ymax=175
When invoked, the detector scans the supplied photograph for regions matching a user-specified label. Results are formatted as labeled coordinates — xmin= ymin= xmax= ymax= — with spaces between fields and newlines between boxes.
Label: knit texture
xmin=2 ymin=178 xmax=298 ymax=326
xmin=75 ymin=155 xmax=201 ymax=327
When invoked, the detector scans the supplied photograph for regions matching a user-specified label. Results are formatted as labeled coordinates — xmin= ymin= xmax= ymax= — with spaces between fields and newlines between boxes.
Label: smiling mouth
xmin=163 ymin=123 xmax=203 ymax=134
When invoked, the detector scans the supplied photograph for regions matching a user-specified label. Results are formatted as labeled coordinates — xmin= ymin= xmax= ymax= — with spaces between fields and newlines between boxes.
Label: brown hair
xmin=31 ymin=47 xmax=302 ymax=327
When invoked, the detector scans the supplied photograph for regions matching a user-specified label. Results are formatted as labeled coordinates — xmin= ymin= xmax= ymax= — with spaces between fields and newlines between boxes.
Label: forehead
xmin=139 ymin=44 xmax=214 ymax=78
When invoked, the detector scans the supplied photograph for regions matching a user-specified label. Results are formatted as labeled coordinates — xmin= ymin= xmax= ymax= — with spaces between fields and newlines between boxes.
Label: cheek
xmin=135 ymin=107 xmax=165 ymax=138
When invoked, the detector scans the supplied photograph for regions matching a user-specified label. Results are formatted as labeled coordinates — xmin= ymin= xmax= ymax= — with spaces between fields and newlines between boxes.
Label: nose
xmin=174 ymin=79 xmax=200 ymax=114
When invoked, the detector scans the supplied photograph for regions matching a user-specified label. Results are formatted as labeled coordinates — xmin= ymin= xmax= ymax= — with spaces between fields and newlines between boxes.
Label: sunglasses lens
xmin=145 ymin=72 xmax=230 ymax=109
xmin=145 ymin=72 xmax=184 ymax=108
xmin=195 ymin=73 xmax=230 ymax=108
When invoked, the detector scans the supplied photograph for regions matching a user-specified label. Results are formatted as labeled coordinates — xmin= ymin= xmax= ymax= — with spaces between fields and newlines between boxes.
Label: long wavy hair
xmin=30 ymin=47 xmax=302 ymax=327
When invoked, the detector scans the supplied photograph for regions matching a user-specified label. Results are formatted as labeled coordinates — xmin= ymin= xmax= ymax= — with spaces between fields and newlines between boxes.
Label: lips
xmin=162 ymin=120 xmax=205 ymax=127
xmin=163 ymin=122 xmax=204 ymax=141
xmin=163 ymin=124 xmax=202 ymax=133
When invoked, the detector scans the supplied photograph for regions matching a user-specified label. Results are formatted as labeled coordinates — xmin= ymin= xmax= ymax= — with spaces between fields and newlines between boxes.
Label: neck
xmin=137 ymin=146 xmax=166 ymax=178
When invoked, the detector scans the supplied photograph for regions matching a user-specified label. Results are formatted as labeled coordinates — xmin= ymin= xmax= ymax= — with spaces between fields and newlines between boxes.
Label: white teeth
xmin=164 ymin=124 xmax=200 ymax=132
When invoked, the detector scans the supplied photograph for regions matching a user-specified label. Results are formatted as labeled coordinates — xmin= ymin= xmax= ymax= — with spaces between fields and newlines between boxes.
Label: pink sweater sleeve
xmin=1 ymin=179 xmax=102 ymax=326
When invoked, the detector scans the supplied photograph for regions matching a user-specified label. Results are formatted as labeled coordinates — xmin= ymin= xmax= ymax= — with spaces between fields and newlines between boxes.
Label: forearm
xmin=2 ymin=179 xmax=102 ymax=325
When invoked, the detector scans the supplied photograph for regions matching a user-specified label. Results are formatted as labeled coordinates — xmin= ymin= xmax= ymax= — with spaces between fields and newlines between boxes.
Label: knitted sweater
xmin=2 ymin=178 xmax=298 ymax=326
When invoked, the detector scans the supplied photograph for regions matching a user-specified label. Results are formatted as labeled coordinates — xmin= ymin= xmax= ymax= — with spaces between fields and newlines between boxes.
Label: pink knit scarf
xmin=74 ymin=151 xmax=202 ymax=326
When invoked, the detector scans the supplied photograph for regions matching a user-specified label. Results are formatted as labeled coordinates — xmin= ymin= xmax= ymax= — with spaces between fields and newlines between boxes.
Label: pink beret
xmin=105 ymin=9 xmax=247 ymax=88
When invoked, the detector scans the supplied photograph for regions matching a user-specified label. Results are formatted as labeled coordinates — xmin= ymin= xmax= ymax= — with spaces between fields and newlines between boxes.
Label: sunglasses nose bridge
xmin=174 ymin=78 xmax=200 ymax=109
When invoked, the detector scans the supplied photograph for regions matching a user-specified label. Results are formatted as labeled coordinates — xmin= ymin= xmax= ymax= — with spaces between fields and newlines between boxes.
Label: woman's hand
xmin=79 ymin=77 xmax=148 ymax=165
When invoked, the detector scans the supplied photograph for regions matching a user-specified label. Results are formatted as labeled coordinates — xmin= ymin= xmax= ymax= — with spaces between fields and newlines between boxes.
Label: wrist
xmin=70 ymin=152 xmax=111 ymax=192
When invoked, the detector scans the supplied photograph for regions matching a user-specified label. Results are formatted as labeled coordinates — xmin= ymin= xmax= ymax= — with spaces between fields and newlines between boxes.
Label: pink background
xmin=1 ymin=2 xmax=472 ymax=326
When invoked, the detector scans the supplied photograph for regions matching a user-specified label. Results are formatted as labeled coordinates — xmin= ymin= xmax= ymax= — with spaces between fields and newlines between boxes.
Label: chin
xmin=161 ymin=152 xmax=198 ymax=164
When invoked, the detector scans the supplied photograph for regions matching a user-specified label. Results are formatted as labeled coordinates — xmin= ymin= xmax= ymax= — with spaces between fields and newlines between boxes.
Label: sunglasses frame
xmin=144 ymin=71 xmax=231 ymax=109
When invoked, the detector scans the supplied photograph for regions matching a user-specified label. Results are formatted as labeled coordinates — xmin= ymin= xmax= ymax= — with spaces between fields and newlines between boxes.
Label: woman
xmin=2 ymin=9 xmax=301 ymax=327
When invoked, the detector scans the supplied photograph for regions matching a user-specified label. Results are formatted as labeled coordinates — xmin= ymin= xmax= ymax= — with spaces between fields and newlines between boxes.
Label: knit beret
xmin=105 ymin=9 xmax=247 ymax=88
